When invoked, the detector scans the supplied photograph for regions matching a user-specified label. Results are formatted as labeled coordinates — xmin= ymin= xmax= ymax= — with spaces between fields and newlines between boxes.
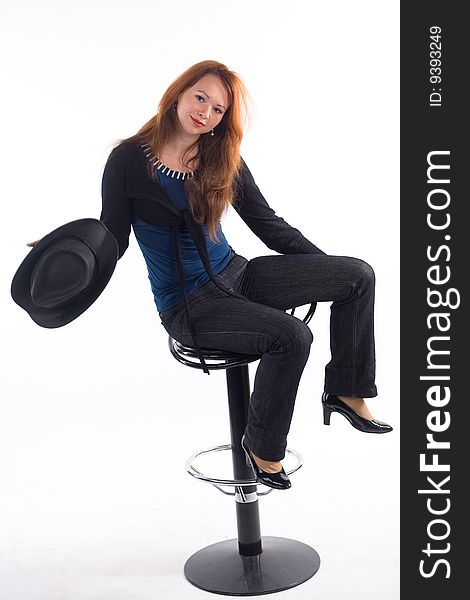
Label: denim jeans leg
xmin=326 ymin=261 xmax=377 ymax=397
xmin=159 ymin=253 xmax=314 ymax=462
xmin=239 ymin=253 xmax=378 ymax=398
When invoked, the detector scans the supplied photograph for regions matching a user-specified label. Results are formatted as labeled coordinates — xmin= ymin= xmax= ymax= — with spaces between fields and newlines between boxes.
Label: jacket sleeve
xmin=233 ymin=159 xmax=326 ymax=255
xmin=100 ymin=146 xmax=132 ymax=260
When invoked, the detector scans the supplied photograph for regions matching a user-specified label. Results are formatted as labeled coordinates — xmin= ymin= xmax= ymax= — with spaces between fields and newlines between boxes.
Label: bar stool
xmin=168 ymin=335 xmax=321 ymax=596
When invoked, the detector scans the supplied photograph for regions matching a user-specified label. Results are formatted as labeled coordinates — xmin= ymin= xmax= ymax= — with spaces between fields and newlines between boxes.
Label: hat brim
xmin=11 ymin=218 xmax=119 ymax=328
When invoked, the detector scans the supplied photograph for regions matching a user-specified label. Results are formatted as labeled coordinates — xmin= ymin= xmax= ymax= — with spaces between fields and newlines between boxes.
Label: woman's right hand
xmin=26 ymin=239 xmax=41 ymax=247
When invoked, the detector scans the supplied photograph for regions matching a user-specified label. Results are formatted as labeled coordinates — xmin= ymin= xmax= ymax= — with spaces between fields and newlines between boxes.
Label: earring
xmin=210 ymin=129 xmax=215 ymax=136
xmin=174 ymin=101 xmax=178 ymax=110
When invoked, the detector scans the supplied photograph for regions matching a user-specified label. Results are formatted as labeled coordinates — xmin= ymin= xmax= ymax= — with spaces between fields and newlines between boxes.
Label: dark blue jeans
xmin=159 ymin=250 xmax=377 ymax=461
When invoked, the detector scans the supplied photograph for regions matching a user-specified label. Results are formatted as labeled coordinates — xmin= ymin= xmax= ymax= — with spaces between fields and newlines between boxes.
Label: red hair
xmin=120 ymin=60 xmax=250 ymax=242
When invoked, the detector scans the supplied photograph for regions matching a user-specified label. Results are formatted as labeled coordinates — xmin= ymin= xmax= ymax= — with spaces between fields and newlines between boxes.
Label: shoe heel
xmin=323 ymin=405 xmax=333 ymax=426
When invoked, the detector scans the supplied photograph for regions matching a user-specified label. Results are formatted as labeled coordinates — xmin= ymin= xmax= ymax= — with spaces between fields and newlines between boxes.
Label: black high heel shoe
xmin=241 ymin=435 xmax=291 ymax=490
xmin=322 ymin=392 xmax=393 ymax=434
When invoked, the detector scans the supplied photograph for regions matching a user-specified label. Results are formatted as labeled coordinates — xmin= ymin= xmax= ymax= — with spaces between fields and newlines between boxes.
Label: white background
xmin=0 ymin=1 xmax=399 ymax=599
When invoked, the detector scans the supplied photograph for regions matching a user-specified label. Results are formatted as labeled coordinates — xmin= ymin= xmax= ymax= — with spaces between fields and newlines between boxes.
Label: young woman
xmin=27 ymin=60 xmax=392 ymax=490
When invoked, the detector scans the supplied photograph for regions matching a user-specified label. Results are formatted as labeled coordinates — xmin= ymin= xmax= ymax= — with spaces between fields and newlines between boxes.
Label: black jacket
xmin=100 ymin=140 xmax=324 ymax=373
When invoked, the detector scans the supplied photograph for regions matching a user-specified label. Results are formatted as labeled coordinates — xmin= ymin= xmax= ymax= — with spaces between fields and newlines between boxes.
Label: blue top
xmin=131 ymin=160 xmax=232 ymax=313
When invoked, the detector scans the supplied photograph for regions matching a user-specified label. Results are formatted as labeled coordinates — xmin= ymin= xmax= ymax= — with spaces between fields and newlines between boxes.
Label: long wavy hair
xmin=119 ymin=60 xmax=250 ymax=243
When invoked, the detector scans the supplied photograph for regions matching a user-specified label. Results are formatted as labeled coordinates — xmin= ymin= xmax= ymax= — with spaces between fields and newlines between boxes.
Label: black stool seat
xmin=168 ymin=335 xmax=320 ymax=596
xmin=168 ymin=336 xmax=260 ymax=370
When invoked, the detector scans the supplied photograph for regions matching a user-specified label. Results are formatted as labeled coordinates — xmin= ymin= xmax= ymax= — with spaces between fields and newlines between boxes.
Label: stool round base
xmin=184 ymin=535 xmax=320 ymax=596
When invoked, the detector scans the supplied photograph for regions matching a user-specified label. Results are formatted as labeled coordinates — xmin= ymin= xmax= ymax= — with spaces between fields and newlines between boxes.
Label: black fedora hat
xmin=11 ymin=218 xmax=119 ymax=328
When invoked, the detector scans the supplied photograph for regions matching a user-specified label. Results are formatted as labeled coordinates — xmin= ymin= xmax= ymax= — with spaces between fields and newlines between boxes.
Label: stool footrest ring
xmin=185 ymin=443 xmax=303 ymax=495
